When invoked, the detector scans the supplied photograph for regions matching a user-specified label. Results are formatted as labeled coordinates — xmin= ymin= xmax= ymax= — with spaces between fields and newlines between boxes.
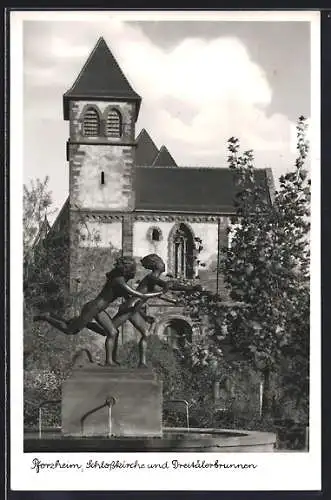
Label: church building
xmin=46 ymin=37 xmax=274 ymax=346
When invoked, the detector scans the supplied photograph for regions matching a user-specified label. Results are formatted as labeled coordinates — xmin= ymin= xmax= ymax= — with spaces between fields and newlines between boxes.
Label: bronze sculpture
xmin=109 ymin=254 xmax=173 ymax=367
xmin=34 ymin=254 xmax=201 ymax=367
xmin=34 ymin=256 xmax=164 ymax=366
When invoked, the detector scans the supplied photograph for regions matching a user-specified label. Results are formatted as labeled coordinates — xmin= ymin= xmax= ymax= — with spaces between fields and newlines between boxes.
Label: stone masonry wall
xmin=69 ymin=100 xmax=135 ymax=143
xmin=66 ymin=213 xmax=229 ymax=343
xmin=43 ymin=200 xmax=70 ymax=311
xmin=69 ymin=211 xmax=122 ymax=303
xmin=132 ymin=217 xmax=229 ymax=294
xmin=69 ymin=144 xmax=134 ymax=211
xmin=68 ymin=100 xmax=135 ymax=211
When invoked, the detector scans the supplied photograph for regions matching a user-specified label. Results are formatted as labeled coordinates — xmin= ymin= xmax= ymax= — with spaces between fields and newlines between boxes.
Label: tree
xmin=23 ymin=177 xmax=69 ymax=313
xmin=23 ymin=177 xmax=122 ymax=427
xmin=23 ymin=176 xmax=55 ymax=263
xmin=176 ymin=117 xmax=310 ymax=423
xmin=220 ymin=116 xmax=310 ymax=417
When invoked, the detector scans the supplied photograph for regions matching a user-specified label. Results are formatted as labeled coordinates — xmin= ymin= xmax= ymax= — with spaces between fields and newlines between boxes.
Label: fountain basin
xmin=24 ymin=427 xmax=276 ymax=452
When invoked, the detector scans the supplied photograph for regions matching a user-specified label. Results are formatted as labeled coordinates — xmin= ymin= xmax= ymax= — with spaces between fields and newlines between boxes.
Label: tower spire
xmin=63 ymin=37 xmax=141 ymax=120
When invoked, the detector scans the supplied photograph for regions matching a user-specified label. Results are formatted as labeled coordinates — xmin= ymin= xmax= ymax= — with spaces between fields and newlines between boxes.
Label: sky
xmin=23 ymin=16 xmax=312 ymax=214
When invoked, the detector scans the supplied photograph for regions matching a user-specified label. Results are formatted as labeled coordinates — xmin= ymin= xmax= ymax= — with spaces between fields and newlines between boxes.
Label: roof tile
xmin=135 ymin=166 xmax=270 ymax=213
xmin=63 ymin=37 xmax=141 ymax=120
xmin=135 ymin=129 xmax=159 ymax=166
xmin=152 ymin=145 xmax=178 ymax=167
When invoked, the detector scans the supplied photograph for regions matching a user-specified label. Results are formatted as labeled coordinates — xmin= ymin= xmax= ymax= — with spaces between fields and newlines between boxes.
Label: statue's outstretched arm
xmin=149 ymin=276 xmax=169 ymax=290
xmin=167 ymin=280 xmax=202 ymax=292
xmin=121 ymin=281 xmax=163 ymax=299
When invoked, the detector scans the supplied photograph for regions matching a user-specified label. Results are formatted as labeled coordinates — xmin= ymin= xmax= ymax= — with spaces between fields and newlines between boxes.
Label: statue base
xmin=62 ymin=366 xmax=163 ymax=438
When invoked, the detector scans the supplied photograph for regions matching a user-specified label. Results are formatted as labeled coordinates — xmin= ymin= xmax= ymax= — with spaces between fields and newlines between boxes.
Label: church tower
xmin=63 ymin=38 xmax=141 ymax=293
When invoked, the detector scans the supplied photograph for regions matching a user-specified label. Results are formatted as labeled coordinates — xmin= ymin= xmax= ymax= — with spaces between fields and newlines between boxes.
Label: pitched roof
xmin=63 ymin=37 xmax=141 ymax=120
xmin=134 ymin=166 xmax=270 ymax=213
xmin=32 ymin=215 xmax=51 ymax=248
xmin=135 ymin=129 xmax=159 ymax=166
xmin=152 ymin=145 xmax=178 ymax=167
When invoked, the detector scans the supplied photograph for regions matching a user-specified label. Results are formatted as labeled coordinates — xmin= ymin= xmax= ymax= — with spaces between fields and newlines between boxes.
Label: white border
xmin=10 ymin=10 xmax=321 ymax=491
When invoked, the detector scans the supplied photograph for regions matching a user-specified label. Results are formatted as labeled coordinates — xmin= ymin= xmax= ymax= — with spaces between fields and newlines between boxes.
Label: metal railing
xmin=164 ymin=399 xmax=190 ymax=430
xmin=38 ymin=400 xmax=61 ymax=439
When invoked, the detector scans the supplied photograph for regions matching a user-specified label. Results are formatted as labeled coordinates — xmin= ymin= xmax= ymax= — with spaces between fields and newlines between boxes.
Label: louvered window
xmin=105 ymin=109 xmax=122 ymax=138
xmin=82 ymin=108 xmax=100 ymax=137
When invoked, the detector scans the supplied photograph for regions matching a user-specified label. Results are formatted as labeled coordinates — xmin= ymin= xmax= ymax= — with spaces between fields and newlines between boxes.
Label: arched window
xmin=105 ymin=109 xmax=122 ymax=138
xmin=169 ymin=223 xmax=194 ymax=279
xmin=82 ymin=107 xmax=100 ymax=137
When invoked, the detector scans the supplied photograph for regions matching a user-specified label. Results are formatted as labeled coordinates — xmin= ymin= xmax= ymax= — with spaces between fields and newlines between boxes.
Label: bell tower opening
xmin=63 ymin=37 xmax=142 ymax=292
xmin=63 ymin=36 xmax=142 ymax=212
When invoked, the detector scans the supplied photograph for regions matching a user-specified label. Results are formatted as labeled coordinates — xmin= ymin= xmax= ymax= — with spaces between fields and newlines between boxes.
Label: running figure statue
xmin=33 ymin=256 xmax=164 ymax=367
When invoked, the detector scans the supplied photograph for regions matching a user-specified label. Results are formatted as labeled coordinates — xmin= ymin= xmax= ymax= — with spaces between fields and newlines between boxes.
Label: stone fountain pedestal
xmin=23 ymin=362 xmax=277 ymax=452
xmin=62 ymin=366 xmax=163 ymax=438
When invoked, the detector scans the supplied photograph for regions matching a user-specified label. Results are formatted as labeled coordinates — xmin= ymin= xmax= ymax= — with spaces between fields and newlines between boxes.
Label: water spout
xmin=80 ymin=396 xmax=117 ymax=437
xmin=105 ymin=397 xmax=117 ymax=438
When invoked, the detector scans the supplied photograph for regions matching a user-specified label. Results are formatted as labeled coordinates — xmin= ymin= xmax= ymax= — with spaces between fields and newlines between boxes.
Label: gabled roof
xmin=32 ymin=215 xmax=51 ymax=248
xmin=63 ymin=37 xmax=141 ymax=121
xmin=134 ymin=166 xmax=271 ymax=214
xmin=49 ymin=197 xmax=70 ymax=235
xmin=135 ymin=129 xmax=159 ymax=166
xmin=152 ymin=145 xmax=178 ymax=167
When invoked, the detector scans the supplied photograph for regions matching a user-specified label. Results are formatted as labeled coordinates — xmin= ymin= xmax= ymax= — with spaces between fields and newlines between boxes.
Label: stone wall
xmin=68 ymin=100 xmax=135 ymax=211
xmin=122 ymin=214 xmax=133 ymax=255
xmin=69 ymin=100 xmax=135 ymax=143
xmin=132 ymin=221 xmax=174 ymax=271
xmin=65 ymin=98 xmax=231 ymax=341
xmin=67 ymin=212 xmax=230 ymax=340
xmin=77 ymin=219 xmax=123 ymax=249
xmin=132 ymin=217 xmax=229 ymax=294
xmin=68 ymin=211 xmax=122 ymax=303
xmin=44 ymin=200 xmax=70 ymax=310
xmin=69 ymin=144 xmax=134 ymax=211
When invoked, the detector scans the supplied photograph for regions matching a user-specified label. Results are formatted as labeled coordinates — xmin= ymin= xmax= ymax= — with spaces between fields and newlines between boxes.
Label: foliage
xmin=118 ymin=336 xmax=265 ymax=429
xmin=24 ymin=310 xmax=106 ymax=428
xmin=193 ymin=236 xmax=206 ymax=276
xmin=23 ymin=176 xmax=55 ymax=260
xmin=120 ymin=336 xmax=188 ymax=398
xmin=23 ymin=176 xmax=67 ymax=312
xmin=23 ymin=177 xmax=117 ymax=426
xmin=119 ymin=336 xmax=216 ymax=428
xmin=24 ymin=368 xmax=64 ymax=429
xmin=221 ymin=116 xmax=310 ymax=415
xmin=176 ymin=116 xmax=310 ymax=421
xmin=23 ymin=119 xmax=310 ymax=440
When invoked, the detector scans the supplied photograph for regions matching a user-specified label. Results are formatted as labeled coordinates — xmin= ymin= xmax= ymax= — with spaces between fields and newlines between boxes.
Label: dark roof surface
xmin=135 ymin=129 xmax=159 ymax=166
xmin=135 ymin=166 xmax=270 ymax=213
xmin=63 ymin=37 xmax=141 ymax=120
xmin=152 ymin=146 xmax=178 ymax=167
xmin=32 ymin=216 xmax=51 ymax=248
